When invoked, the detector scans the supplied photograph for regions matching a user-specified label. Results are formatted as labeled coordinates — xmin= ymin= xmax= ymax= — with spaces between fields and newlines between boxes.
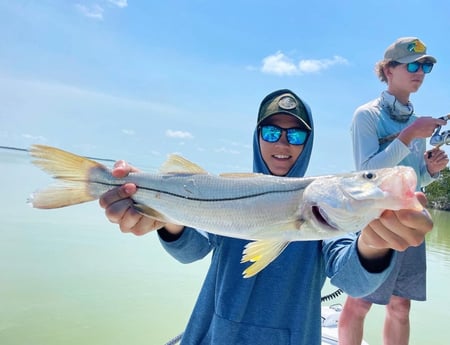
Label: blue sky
xmin=1 ymin=0 xmax=449 ymax=175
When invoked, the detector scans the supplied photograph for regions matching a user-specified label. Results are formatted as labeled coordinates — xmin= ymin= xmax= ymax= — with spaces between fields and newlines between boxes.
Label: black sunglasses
xmin=259 ymin=124 xmax=309 ymax=145
xmin=406 ymin=61 xmax=434 ymax=73
xmin=390 ymin=60 xmax=434 ymax=74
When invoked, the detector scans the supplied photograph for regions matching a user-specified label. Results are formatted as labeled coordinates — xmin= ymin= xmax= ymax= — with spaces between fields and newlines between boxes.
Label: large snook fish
xmin=28 ymin=144 xmax=423 ymax=277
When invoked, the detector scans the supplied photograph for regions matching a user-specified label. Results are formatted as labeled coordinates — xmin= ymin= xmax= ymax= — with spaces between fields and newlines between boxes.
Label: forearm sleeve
xmin=322 ymin=235 xmax=396 ymax=297
xmin=158 ymin=227 xmax=214 ymax=264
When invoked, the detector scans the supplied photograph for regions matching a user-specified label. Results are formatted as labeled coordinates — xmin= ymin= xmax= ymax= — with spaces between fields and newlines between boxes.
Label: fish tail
xmin=28 ymin=144 xmax=108 ymax=209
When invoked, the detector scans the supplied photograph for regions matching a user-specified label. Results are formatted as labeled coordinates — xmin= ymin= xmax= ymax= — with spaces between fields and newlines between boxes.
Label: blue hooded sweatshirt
xmin=159 ymin=90 xmax=394 ymax=345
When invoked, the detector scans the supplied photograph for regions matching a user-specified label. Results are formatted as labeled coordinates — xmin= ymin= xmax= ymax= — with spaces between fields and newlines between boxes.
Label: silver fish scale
xmin=116 ymin=173 xmax=316 ymax=239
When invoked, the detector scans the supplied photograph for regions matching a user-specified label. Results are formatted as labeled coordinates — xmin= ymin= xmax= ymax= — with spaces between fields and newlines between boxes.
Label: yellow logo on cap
xmin=407 ymin=39 xmax=426 ymax=53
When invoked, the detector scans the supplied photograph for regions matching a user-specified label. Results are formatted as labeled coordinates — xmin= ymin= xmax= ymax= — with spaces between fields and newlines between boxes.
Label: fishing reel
xmin=430 ymin=114 xmax=450 ymax=148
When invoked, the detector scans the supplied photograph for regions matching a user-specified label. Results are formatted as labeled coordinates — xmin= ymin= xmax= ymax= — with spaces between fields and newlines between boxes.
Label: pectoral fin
xmin=344 ymin=184 xmax=385 ymax=200
xmin=241 ymin=240 xmax=290 ymax=278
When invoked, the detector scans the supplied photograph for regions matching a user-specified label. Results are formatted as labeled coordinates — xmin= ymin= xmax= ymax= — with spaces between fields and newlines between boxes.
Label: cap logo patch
xmin=278 ymin=96 xmax=297 ymax=110
xmin=407 ymin=39 xmax=426 ymax=53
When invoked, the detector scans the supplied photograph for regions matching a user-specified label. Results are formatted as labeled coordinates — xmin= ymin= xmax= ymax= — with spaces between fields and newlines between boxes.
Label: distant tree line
xmin=424 ymin=167 xmax=450 ymax=211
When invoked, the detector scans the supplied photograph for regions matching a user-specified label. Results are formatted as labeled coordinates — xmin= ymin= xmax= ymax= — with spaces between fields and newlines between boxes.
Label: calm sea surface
xmin=1 ymin=149 xmax=449 ymax=345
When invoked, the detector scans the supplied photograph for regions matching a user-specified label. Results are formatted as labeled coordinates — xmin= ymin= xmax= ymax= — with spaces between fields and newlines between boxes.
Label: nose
xmin=277 ymin=131 xmax=290 ymax=145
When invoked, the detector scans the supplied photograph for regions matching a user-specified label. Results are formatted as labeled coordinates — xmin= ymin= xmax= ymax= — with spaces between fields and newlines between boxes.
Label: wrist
xmin=358 ymin=239 xmax=389 ymax=260
xmin=158 ymin=225 xmax=184 ymax=242
xmin=397 ymin=129 xmax=414 ymax=146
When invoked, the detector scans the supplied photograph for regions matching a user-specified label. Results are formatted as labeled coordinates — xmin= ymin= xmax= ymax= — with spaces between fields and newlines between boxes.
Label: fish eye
xmin=363 ymin=171 xmax=376 ymax=180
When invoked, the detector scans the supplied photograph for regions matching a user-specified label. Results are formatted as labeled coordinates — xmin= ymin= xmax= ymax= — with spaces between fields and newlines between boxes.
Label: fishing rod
xmin=0 ymin=145 xmax=116 ymax=163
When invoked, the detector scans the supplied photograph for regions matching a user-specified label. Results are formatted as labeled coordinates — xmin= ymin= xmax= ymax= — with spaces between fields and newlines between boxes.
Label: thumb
xmin=415 ymin=192 xmax=428 ymax=209
xmin=112 ymin=160 xmax=133 ymax=178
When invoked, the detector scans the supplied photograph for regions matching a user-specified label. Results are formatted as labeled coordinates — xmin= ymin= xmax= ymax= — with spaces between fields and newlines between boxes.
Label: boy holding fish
xmin=340 ymin=37 xmax=449 ymax=345
xmin=99 ymin=89 xmax=433 ymax=345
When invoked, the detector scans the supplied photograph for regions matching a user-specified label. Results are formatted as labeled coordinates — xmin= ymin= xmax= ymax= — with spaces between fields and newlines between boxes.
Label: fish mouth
xmin=311 ymin=205 xmax=339 ymax=231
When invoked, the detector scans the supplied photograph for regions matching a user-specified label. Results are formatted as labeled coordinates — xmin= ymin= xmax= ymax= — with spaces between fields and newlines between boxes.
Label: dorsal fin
xmin=159 ymin=154 xmax=209 ymax=174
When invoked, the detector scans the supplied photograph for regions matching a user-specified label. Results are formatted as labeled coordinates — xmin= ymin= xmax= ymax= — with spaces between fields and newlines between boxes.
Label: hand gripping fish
xmin=28 ymin=145 xmax=423 ymax=277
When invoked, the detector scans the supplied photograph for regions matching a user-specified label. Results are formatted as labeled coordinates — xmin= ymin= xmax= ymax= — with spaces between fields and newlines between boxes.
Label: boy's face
xmin=259 ymin=114 xmax=306 ymax=176
xmin=387 ymin=59 xmax=428 ymax=94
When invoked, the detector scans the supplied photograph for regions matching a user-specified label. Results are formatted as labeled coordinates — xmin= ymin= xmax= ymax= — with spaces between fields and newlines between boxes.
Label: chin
xmin=269 ymin=168 xmax=289 ymax=176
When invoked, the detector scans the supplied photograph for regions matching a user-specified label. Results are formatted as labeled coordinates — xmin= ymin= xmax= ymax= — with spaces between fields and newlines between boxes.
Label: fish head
xmin=299 ymin=166 xmax=422 ymax=235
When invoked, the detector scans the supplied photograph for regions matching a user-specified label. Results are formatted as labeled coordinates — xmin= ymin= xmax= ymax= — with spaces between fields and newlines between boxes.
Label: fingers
xmin=98 ymin=182 xmax=165 ymax=236
xmin=361 ymin=211 xmax=413 ymax=251
xmin=437 ymin=118 xmax=447 ymax=126
xmin=379 ymin=210 xmax=429 ymax=250
xmin=99 ymin=183 xmax=137 ymax=209
xmin=426 ymin=148 xmax=448 ymax=160
xmin=98 ymin=161 xmax=163 ymax=236
xmin=105 ymin=196 xmax=136 ymax=225
xmin=125 ymin=217 xmax=166 ymax=236
xmin=105 ymin=197 xmax=165 ymax=235
xmin=425 ymin=149 xmax=449 ymax=173
xmin=415 ymin=192 xmax=427 ymax=208
xmin=118 ymin=207 xmax=165 ymax=236
xmin=360 ymin=193 xmax=433 ymax=252
xmin=111 ymin=160 xmax=141 ymax=178
xmin=412 ymin=117 xmax=447 ymax=138
xmin=392 ymin=203 xmax=433 ymax=236
xmin=429 ymin=116 xmax=447 ymax=127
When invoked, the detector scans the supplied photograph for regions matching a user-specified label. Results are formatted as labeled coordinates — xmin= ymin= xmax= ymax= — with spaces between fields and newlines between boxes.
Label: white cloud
xmin=76 ymin=0 xmax=127 ymax=20
xmin=298 ymin=55 xmax=349 ymax=73
xmin=108 ymin=0 xmax=128 ymax=8
xmin=214 ymin=147 xmax=240 ymax=155
xmin=22 ymin=133 xmax=47 ymax=141
xmin=261 ymin=52 xmax=298 ymax=76
xmin=122 ymin=129 xmax=135 ymax=135
xmin=261 ymin=51 xmax=348 ymax=76
xmin=165 ymin=129 xmax=194 ymax=139
xmin=75 ymin=4 xmax=104 ymax=20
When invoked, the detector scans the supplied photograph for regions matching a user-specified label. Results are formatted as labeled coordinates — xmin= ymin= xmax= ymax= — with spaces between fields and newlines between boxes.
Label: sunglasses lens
xmin=422 ymin=63 xmax=433 ymax=73
xmin=260 ymin=125 xmax=308 ymax=145
xmin=406 ymin=62 xmax=434 ymax=73
xmin=407 ymin=62 xmax=420 ymax=73
xmin=260 ymin=125 xmax=281 ymax=143
xmin=287 ymin=129 xmax=308 ymax=145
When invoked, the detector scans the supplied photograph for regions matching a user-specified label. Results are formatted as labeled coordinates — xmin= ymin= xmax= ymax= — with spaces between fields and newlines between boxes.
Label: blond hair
xmin=375 ymin=60 xmax=392 ymax=83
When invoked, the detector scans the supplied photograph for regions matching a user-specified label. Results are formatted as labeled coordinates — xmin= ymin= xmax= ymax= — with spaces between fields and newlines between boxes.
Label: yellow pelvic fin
xmin=241 ymin=240 xmax=290 ymax=278
xmin=159 ymin=154 xmax=209 ymax=175
xmin=28 ymin=145 xmax=105 ymax=209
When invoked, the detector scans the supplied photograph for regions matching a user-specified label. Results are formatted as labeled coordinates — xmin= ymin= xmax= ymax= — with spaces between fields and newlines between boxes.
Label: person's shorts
xmin=362 ymin=241 xmax=426 ymax=305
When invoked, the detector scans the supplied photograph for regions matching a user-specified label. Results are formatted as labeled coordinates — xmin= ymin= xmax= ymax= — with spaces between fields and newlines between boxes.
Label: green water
xmin=321 ymin=208 xmax=450 ymax=345
xmin=1 ymin=150 xmax=449 ymax=344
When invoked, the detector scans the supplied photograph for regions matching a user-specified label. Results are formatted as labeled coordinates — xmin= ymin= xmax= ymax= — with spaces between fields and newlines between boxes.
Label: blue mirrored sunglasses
xmin=406 ymin=61 xmax=434 ymax=74
xmin=259 ymin=125 xmax=309 ymax=145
